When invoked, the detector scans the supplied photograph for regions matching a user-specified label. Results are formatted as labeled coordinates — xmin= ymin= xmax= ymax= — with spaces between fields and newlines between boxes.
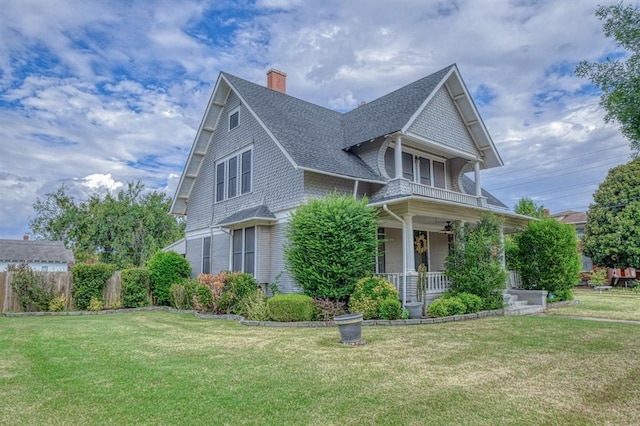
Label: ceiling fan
xmin=441 ymin=221 xmax=453 ymax=234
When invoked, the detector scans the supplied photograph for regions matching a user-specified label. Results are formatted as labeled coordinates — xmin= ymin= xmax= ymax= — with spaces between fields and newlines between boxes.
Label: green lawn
xmin=547 ymin=289 xmax=640 ymax=321
xmin=1 ymin=310 xmax=640 ymax=425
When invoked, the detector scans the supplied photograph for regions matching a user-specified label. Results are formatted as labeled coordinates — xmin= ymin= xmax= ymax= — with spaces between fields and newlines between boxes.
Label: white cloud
xmin=0 ymin=0 xmax=633 ymax=238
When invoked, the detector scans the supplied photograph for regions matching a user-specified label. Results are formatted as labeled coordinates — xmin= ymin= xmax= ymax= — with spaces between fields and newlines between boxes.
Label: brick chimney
xmin=267 ymin=69 xmax=286 ymax=94
xmin=23 ymin=234 xmax=29 ymax=240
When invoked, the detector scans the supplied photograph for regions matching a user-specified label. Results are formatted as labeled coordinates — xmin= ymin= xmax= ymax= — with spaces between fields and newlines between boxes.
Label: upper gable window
xmin=215 ymin=147 xmax=252 ymax=202
xmin=229 ymin=107 xmax=240 ymax=131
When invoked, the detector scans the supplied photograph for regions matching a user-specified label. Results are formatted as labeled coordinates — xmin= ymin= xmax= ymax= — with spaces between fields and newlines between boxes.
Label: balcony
xmin=409 ymin=182 xmax=487 ymax=207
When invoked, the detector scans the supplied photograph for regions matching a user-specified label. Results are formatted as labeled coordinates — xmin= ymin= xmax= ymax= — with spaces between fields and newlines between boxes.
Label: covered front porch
xmin=370 ymin=197 xmax=530 ymax=306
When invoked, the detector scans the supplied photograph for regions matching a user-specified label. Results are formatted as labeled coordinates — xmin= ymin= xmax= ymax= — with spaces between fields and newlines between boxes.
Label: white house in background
xmin=0 ymin=238 xmax=75 ymax=272
xmin=170 ymin=65 xmax=531 ymax=301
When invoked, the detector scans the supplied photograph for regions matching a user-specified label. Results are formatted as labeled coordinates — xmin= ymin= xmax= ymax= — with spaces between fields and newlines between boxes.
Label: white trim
xmin=229 ymin=226 xmax=257 ymax=276
xmin=403 ymin=131 xmax=477 ymax=160
xmin=297 ymin=166 xmax=386 ymax=185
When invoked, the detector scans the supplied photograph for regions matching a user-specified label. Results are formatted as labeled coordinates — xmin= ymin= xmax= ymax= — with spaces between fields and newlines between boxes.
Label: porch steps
xmin=504 ymin=293 xmax=545 ymax=316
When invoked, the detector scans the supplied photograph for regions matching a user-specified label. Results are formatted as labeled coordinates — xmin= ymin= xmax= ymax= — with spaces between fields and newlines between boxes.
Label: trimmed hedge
xmin=147 ymin=251 xmax=191 ymax=306
xmin=72 ymin=263 xmax=116 ymax=310
xmin=120 ymin=267 xmax=150 ymax=308
xmin=267 ymin=294 xmax=315 ymax=322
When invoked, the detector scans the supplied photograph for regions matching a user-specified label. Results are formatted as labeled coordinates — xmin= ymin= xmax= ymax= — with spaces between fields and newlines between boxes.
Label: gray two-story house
xmin=171 ymin=65 xmax=529 ymax=299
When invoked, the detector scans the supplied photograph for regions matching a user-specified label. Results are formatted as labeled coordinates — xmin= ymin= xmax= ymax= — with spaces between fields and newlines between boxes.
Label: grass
xmin=2 ymin=310 xmax=640 ymax=425
xmin=547 ymin=288 xmax=640 ymax=321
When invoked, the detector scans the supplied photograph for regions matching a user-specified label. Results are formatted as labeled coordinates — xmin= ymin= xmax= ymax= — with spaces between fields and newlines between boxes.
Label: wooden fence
xmin=1 ymin=271 xmax=122 ymax=313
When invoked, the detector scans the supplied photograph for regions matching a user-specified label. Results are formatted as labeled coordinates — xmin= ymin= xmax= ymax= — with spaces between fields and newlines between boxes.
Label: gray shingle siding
xmin=408 ymin=86 xmax=480 ymax=156
xmin=186 ymin=237 xmax=203 ymax=277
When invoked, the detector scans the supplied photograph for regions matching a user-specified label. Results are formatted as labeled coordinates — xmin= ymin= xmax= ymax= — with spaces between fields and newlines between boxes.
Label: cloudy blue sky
xmin=0 ymin=0 xmax=633 ymax=239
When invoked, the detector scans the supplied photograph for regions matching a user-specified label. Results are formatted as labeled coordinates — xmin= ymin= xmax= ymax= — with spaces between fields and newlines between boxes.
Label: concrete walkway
xmin=538 ymin=313 xmax=640 ymax=325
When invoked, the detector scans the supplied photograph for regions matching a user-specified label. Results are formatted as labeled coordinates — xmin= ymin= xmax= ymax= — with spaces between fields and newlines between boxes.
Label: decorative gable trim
xmin=401 ymin=65 xmax=503 ymax=169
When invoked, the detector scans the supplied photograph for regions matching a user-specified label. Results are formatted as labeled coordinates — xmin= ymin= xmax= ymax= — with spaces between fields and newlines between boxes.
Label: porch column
xmin=394 ymin=135 xmax=403 ymax=179
xmin=403 ymin=213 xmax=415 ymax=273
xmin=474 ymin=160 xmax=482 ymax=197
xmin=499 ymin=225 xmax=506 ymax=269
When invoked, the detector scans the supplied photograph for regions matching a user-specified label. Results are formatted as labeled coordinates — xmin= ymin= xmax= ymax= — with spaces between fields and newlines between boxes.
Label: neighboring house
xmin=170 ymin=65 xmax=530 ymax=297
xmin=0 ymin=238 xmax=75 ymax=272
xmin=162 ymin=238 xmax=186 ymax=257
xmin=550 ymin=210 xmax=592 ymax=272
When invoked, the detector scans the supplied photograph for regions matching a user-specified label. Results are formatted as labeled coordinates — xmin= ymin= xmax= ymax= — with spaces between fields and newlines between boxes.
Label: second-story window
xmin=215 ymin=147 xmax=252 ymax=202
xmin=229 ymin=107 xmax=240 ymax=130
xmin=385 ymin=147 xmax=446 ymax=189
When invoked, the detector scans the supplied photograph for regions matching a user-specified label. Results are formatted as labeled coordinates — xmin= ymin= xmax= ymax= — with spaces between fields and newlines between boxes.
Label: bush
xmin=238 ymin=289 xmax=269 ymax=321
xmin=312 ymin=298 xmax=346 ymax=322
xmin=285 ymin=193 xmax=378 ymax=300
xmin=348 ymin=276 xmax=399 ymax=319
xmin=8 ymin=264 xmax=57 ymax=312
xmin=72 ymin=263 xmax=116 ymax=310
xmin=267 ymin=294 xmax=315 ymax=322
xmin=427 ymin=297 xmax=466 ymax=317
xmin=194 ymin=272 xmax=257 ymax=314
xmin=147 ymin=251 xmax=191 ymax=306
xmin=169 ymin=279 xmax=198 ymax=310
xmin=515 ymin=219 xmax=581 ymax=301
xmin=456 ymin=292 xmax=483 ymax=314
xmin=121 ymin=267 xmax=150 ymax=308
xmin=445 ymin=214 xmax=507 ymax=309
xmin=88 ymin=296 xmax=104 ymax=311
xmin=48 ymin=295 xmax=66 ymax=312
xmin=378 ymin=298 xmax=402 ymax=320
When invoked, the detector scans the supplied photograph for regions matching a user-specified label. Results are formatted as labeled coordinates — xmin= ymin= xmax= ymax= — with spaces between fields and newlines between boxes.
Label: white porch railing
xmin=377 ymin=270 xmax=523 ymax=301
xmin=508 ymin=270 xmax=523 ymax=289
xmin=408 ymin=182 xmax=480 ymax=207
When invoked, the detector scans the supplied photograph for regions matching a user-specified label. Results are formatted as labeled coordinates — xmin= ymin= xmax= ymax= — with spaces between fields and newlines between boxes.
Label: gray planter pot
xmin=405 ymin=301 xmax=423 ymax=319
xmin=334 ymin=313 xmax=363 ymax=343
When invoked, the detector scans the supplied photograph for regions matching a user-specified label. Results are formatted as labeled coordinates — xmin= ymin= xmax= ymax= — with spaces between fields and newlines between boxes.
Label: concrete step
xmin=504 ymin=305 xmax=545 ymax=316
xmin=513 ymin=300 xmax=529 ymax=308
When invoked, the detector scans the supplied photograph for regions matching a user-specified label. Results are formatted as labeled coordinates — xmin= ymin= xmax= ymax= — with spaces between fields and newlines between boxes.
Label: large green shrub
xmin=445 ymin=213 xmax=506 ymax=309
xmin=8 ymin=264 xmax=57 ymax=312
xmin=378 ymin=298 xmax=402 ymax=320
xmin=285 ymin=193 xmax=378 ymax=300
xmin=72 ymin=263 xmax=116 ymax=310
xmin=427 ymin=297 xmax=466 ymax=318
xmin=515 ymin=219 xmax=581 ymax=301
xmin=348 ymin=276 xmax=399 ymax=320
xmin=146 ymin=251 xmax=191 ymax=306
xmin=120 ymin=267 xmax=150 ymax=308
xmin=267 ymin=293 xmax=315 ymax=322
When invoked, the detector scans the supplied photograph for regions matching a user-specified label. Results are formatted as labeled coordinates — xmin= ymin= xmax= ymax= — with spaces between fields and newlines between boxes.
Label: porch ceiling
xmin=375 ymin=197 xmax=531 ymax=233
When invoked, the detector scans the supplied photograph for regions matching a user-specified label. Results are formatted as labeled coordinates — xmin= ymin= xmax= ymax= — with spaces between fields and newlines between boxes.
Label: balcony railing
xmin=408 ymin=182 xmax=486 ymax=207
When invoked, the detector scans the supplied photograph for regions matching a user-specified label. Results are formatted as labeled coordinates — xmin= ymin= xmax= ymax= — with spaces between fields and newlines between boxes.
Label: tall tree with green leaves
xmin=575 ymin=3 xmax=640 ymax=154
xmin=514 ymin=197 xmax=546 ymax=218
xmin=583 ymin=157 xmax=640 ymax=269
xmin=30 ymin=181 xmax=184 ymax=268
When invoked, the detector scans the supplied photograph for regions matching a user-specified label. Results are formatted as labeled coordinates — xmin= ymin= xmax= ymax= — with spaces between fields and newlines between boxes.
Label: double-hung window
xmin=215 ymin=147 xmax=252 ymax=202
xmin=228 ymin=107 xmax=240 ymax=131
xmin=232 ymin=226 xmax=255 ymax=275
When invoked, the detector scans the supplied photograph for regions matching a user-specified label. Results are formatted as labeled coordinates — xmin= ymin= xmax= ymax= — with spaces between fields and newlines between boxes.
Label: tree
xmin=583 ymin=157 xmax=640 ymax=268
xmin=284 ymin=193 xmax=378 ymax=300
xmin=445 ymin=213 xmax=506 ymax=309
xmin=514 ymin=197 xmax=546 ymax=219
xmin=515 ymin=219 xmax=581 ymax=301
xmin=30 ymin=181 xmax=184 ymax=268
xmin=575 ymin=3 xmax=640 ymax=154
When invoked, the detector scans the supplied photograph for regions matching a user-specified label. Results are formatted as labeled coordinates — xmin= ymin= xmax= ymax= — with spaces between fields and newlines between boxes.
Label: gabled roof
xmin=0 ymin=240 xmax=75 ymax=264
xmin=171 ymin=65 xmax=504 ymax=215
xmin=342 ymin=66 xmax=453 ymax=147
xmin=221 ymin=73 xmax=381 ymax=182
xmin=551 ymin=210 xmax=587 ymax=224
